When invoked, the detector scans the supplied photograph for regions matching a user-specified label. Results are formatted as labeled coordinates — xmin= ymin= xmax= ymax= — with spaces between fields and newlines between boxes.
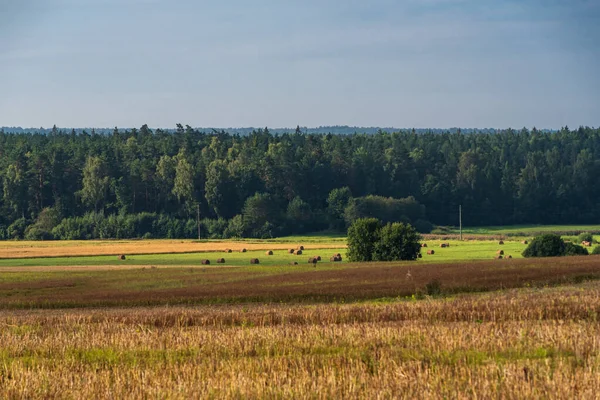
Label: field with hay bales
xmin=0 ymin=233 xmax=599 ymax=398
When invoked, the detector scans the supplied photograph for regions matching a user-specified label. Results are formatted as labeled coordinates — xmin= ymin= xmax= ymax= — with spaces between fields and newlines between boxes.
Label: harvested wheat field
xmin=1 ymin=282 xmax=599 ymax=399
xmin=0 ymin=239 xmax=344 ymax=259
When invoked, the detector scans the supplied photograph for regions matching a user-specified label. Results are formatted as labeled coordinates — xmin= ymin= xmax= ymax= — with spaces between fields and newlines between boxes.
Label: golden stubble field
xmin=0 ymin=239 xmax=343 ymax=259
xmin=1 ymin=283 xmax=599 ymax=399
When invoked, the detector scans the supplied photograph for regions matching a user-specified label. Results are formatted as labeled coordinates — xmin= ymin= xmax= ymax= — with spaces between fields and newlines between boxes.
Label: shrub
xmin=348 ymin=218 xmax=422 ymax=262
xmin=373 ymin=222 xmax=422 ymax=261
xmin=523 ymin=234 xmax=588 ymax=258
xmin=7 ymin=218 xmax=29 ymax=240
xmin=413 ymin=219 xmax=434 ymax=234
xmin=202 ymin=218 xmax=228 ymax=239
xmin=591 ymin=246 xmax=600 ymax=255
xmin=564 ymin=242 xmax=589 ymax=256
xmin=24 ymin=227 xmax=54 ymax=241
xmin=224 ymin=215 xmax=245 ymax=238
xmin=347 ymin=218 xmax=382 ymax=262
xmin=577 ymin=232 xmax=594 ymax=244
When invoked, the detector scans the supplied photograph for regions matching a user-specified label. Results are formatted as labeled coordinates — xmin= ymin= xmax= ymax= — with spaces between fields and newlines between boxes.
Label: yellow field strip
xmin=0 ymin=240 xmax=345 ymax=259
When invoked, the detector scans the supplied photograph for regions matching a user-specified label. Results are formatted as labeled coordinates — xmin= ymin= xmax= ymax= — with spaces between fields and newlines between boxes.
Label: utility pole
xmin=197 ymin=203 xmax=201 ymax=240
xmin=459 ymin=205 xmax=463 ymax=241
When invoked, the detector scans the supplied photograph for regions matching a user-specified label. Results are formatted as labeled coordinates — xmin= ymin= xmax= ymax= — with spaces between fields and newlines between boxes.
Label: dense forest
xmin=0 ymin=125 xmax=598 ymax=240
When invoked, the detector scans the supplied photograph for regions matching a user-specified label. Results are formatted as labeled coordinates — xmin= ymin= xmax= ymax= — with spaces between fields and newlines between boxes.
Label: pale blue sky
xmin=1 ymin=0 xmax=598 ymax=129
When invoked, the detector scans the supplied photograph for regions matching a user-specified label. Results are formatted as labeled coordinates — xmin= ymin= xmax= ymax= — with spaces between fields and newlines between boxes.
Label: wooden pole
xmin=459 ymin=205 xmax=463 ymax=241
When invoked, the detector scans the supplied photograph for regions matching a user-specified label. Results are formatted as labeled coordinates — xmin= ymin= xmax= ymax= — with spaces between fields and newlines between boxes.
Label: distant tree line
xmin=0 ymin=125 xmax=598 ymax=240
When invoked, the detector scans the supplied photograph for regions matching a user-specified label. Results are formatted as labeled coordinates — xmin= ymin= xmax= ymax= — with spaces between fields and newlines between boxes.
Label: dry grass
xmin=0 ymin=240 xmax=343 ymax=259
xmin=0 ymin=283 xmax=599 ymax=399
xmin=1 ymin=256 xmax=599 ymax=309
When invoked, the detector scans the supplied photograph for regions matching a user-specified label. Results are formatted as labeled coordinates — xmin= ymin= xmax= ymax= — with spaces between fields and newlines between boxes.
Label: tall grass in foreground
xmin=1 ymin=283 xmax=599 ymax=399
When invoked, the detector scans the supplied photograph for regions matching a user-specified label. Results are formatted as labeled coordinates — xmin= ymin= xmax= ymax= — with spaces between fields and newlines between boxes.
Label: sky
xmin=0 ymin=0 xmax=599 ymax=129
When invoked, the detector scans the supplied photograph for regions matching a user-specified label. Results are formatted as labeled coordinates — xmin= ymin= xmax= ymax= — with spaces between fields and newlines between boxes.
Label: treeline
xmin=0 ymin=125 xmax=599 ymax=240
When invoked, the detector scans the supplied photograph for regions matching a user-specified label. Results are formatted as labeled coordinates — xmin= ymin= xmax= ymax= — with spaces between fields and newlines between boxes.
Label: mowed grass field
xmin=0 ymin=238 xmax=531 ymax=267
xmin=0 ymin=233 xmax=599 ymax=398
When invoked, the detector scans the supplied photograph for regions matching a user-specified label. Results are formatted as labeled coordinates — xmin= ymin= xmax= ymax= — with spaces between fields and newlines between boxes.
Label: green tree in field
xmin=373 ymin=222 xmax=422 ymax=261
xmin=347 ymin=218 xmax=382 ymax=262
xmin=79 ymin=156 xmax=109 ymax=213
xmin=522 ymin=234 xmax=588 ymax=257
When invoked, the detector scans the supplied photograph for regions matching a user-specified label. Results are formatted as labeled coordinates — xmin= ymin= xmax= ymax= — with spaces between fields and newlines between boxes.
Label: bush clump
xmin=592 ymin=246 xmax=600 ymax=255
xmin=347 ymin=218 xmax=421 ymax=262
xmin=577 ymin=232 xmax=594 ymax=244
xmin=523 ymin=234 xmax=588 ymax=258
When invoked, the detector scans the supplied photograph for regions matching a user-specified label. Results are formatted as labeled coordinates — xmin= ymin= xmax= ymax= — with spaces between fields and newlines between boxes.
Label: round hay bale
xmin=507 ymin=255 xmax=513 ymax=259
xmin=496 ymin=250 xmax=504 ymax=255
xmin=308 ymin=257 xmax=317 ymax=264
xmin=201 ymin=259 xmax=210 ymax=265
xmin=417 ymin=253 xmax=423 ymax=259
xmin=421 ymin=243 xmax=428 ymax=248
xmin=288 ymin=249 xmax=295 ymax=254
xmin=118 ymin=255 xmax=126 ymax=260
xmin=316 ymin=256 xmax=321 ymax=261
xmin=335 ymin=253 xmax=342 ymax=258
xmin=294 ymin=250 xmax=303 ymax=256
xmin=266 ymin=250 xmax=273 ymax=256
xmin=521 ymin=241 xmax=528 ymax=245
xmin=439 ymin=244 xmax=446 ymax=248
xmin=216 ymin=258 xmax=225 ymax=264
xmin=499 ymin=240 xmax=504 ymax=245
xmin=240 ymin=248 xmax=247 ymax=253
xmin=495 ymin=255 xmax=503 ymax=259
xmin=296 ymin=245 xmax=304 ymax=251
xmin=289 ymin=262 xmax=298 ymax=265
xmin=427 ymin=250 xmax=435 ymax=255
xmin=224 ymin=249 xmax=232 ymax=253
xmin=250 ymin=258 xmax=260 ymax=265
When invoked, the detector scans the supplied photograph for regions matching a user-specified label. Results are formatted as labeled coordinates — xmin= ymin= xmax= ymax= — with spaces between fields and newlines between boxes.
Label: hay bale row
xmin=330 ymin=254 xmax=342 ymax=262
